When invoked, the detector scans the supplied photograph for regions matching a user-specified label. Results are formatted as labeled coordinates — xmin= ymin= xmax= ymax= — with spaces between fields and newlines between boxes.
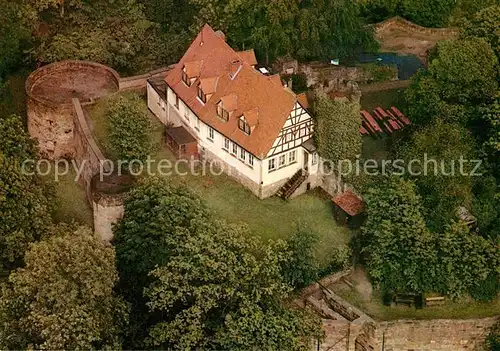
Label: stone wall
xmin=119 ymin=66 xmax=174 ymax=94
xmin=373 ymin=16 xmax=459 ymax=37
xmin=376 ymin=318 xmax=497 ymax=351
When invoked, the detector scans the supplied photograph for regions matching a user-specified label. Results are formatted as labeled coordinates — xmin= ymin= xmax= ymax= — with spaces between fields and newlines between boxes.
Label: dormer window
xmin=217 ymin=103 xmax=229 ymax=121
xmin=197 ymin=85 xmax=206 ymax=103
xmin=238 ymin=118 xmax=251 ymax=135
xmin=182 ymin=69 xmax=191 ymax=86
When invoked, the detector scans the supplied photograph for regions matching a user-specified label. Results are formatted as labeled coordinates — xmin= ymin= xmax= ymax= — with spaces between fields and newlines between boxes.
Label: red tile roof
xmin=297 ymin=93 xmax=309 ymax=109
xmin=165 ymin=24 xmax=298 ymax=159
xmin=333 ymin=191 xmax=365 ymax=217
xmin=237 ymin=50 xmax=258 ymax=66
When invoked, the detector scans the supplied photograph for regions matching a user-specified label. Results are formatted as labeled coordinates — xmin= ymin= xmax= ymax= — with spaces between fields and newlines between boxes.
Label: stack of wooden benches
xmin=360 ymin=106 xmax=411 ymax=137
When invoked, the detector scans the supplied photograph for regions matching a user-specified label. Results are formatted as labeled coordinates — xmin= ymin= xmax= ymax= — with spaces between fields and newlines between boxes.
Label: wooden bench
xmin=425 ymin=296 xmax=445 ymax=307
xmin=394 ymin=295 xmax=415 ymax=307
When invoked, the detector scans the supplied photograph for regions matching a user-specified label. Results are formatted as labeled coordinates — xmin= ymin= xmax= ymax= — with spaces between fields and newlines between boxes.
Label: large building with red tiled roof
xmin=147 ymin=24 xmax=319 ymax=198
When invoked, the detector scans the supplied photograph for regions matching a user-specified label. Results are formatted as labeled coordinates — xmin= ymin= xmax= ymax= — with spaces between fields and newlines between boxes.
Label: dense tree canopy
xmin=462 ymin=5 xmax=500 ymax=59
xmin=114 ymin=177 xmax=322 ymax=349
xmin=0 ymin=115 xmax=52 ymax=269
xmin=315 ymin=94 xmax=362 ymax=164
xmin=0 ymin=226 xmax=128 ymax=350
xmin=362 ymin=177 xmax=436 ymax=294
xmin=405 ymin=38 xmax=498 ymax=126
xmin=145 ymin=220 xmax=321 ymax=350
xmin=399 ymin=121 xmax=476 ymax=231
xmin=105 ymin=93 xmax=154 ymax=164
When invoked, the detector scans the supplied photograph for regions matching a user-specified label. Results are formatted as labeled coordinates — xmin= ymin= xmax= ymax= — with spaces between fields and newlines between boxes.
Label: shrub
xmin=105 ymin=93 xmax=154 ymax=165
xmin=360 ymin=63 xmax=397 ymax=82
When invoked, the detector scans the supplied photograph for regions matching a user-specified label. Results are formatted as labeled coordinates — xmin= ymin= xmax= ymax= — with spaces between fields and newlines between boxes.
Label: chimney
xmin=288 ymin=77 xmax=293 ymax=91
xmin=215 ymin=30 xmax=226 ymax=42
xmin=230 ymin=59 xmax=242 ymax=80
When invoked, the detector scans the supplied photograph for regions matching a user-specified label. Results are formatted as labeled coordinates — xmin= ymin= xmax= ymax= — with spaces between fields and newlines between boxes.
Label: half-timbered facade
xmin=147 ymin=24 xmax=319 ymax=198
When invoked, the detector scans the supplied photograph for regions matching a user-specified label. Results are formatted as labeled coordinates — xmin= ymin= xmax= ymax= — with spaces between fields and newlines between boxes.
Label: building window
xmin=268 ymin=158 xmax=276 ymax=172
xmin=223 ymin=138 xmax=230 ymax=151
xmin=197 ymin=86 xmax=206 ymax=103
xmin=231 ymin=143 xmax=237 ymax=155
xmin=239 ymin=148 xmax=246 ymax=161
xmin=208 ymin=127 xmax=214 ymax=141
xmin=285 ymin=131 xmax=293 ymax=143
xmin=217 ymin=105 xmax=229 ymax=121
xmin=182 ymin=70 xmax=191 ymax=86
xmin=238 ymin=118 xmax=251 ymax=135
xmin=174 ymin=94 xmax=179 ymax=109
xmin=299 ymin=127 xmax=306 ymax=138
xmin=279 ymin=154 xmax=286 ymax=168
xmin=248 ymin=154 xmax=254 ymax=167
xmin=289 ymin=150 xmax=296 ymax=163
xmin=312 ymin=152 xmax=318 ymax=165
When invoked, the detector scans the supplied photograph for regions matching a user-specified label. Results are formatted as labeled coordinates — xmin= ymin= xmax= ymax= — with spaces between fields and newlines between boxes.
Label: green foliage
xmin=145 ymin=220 xmax=322 ymax=350
xmin=487 ymin=320 xmax=500 ymax=351
xmin=114 ymin=177 xmax=209 ymax=300
xmin=362 ymin=0 xmax=457 ymax=27
xmin=360 ymin=63 xmax=398 ymax=82
xmin=191 ymin=0 xmax=377 ymax=62
xmin=399 ymin=121 xmax=476 ymax=232
xmin=0 ymin=115 xmax=52 ymax=269
xmin=462 ymin=5 xmax=500 ymax=59
xmin=315 ymin=94 xmax=362 ymax=163
xmin=23 ymin=0 xmax=169 ymax=74
xmin=434 ymin=221 xmax=498 ymax=298
xmin=105 ymin=93 xmax=154 ymax=164
xmin=114 ymin=177 xmax=323 ymax=349
xmin=0 ymin=226 xmax=129 ymax=349
xmin=0 ymin=1 xmax=29 ymax=79
xmin=295 ymin=0 xmax=379 ymax=61
xmin=400 ymin=0 xmax=456 ymax=27
xmin=283 ymin=73 xmax=309 ymax=94
xmin=283 ymin=225 xmax=320 ymax=288
xmin=429 ymin=39 xmax=498 ymax=104
xmin=362 ymin=176 xmax=436 ymax=294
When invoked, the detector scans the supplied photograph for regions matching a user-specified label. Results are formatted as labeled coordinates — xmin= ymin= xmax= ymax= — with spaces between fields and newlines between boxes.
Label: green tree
xmin=0 ymin=1 xmax=29 ymax=80
xmin=462 ymin=5 xmax=500 ymax=59
xmin=145 ymin=219 xmax=322 ymax=350
xmin=315 ymin=93 xmax=362 ymax=164
xmin=434 ymin=221 xmax=498 ymax=298
xmin=406 ymin=38 xmax=498 ymax=126
xmin=401 ymin=0 xmax=456 ymax=27
xmin=487 ymin=320 xmax=500 ymax=351
xmin=113 ymin=177 xmax=210 ymax=347
xmin=362 ymin=177 xmax=436 ymax=294
xmin=296 ymin=0 xmax=378 ymax=60
xmin=0 ymin=226 xmax=128 ymax=350
xmin=0 ymin=115 xmax=52 ymax=269
xmin=400 ymin=120 xmax=476 ymax=232
xmin=105 ymin=93 xmax=154 ymax=164
xmin=283 ymin=225 xmax=320 ymax=288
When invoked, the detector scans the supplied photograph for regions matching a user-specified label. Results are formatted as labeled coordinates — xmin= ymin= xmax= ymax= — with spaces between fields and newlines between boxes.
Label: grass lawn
xmin=42 ymin=164 xmax=93 ymax=227
xmin=86 ymin=98 xmax=352 ymax=268
xmin=150 ymin=148 xmax=351 ymax=268
xmin=330 ymin=269 xmax=500 ymax=320
xmin=361 ymin=88 xmax=406 ymax=112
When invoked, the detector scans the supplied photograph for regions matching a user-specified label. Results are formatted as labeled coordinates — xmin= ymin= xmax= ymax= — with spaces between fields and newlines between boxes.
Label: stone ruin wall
xmin=298 ymin=270 xmax=497 ymax=351
xmin=26 ymin=61 xmax=498 ymax=348
xmin=372 ymin=16 xmax=459 ymax=38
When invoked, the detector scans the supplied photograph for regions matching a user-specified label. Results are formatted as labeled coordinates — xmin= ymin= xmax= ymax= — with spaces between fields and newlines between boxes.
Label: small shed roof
xmin=166 ymin=126 xmax=197 ymax=145
xmin=302 ymin=138 xmax=316 ymax=153
xmin=333 ymin=191 xmax=364 ymax=217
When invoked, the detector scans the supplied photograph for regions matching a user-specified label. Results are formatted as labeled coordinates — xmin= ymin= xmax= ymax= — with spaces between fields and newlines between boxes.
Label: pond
xmin=356 ymin=53 xmax=425 ymax=80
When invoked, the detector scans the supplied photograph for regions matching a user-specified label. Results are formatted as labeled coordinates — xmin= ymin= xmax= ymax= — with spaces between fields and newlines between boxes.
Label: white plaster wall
xmin=160 ymin=86 xmax=262 ymax=184
xmin=147 ymin=83 xmax=167 ymax=124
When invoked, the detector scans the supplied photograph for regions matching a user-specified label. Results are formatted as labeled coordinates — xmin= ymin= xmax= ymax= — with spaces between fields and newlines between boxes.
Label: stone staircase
xmin=278 ymin=169 xmax=308 ymax=199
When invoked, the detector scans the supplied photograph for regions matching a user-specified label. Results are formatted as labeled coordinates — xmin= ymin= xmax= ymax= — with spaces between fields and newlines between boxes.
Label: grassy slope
xmin=332 ymin=281 xmax=500 ymax=320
